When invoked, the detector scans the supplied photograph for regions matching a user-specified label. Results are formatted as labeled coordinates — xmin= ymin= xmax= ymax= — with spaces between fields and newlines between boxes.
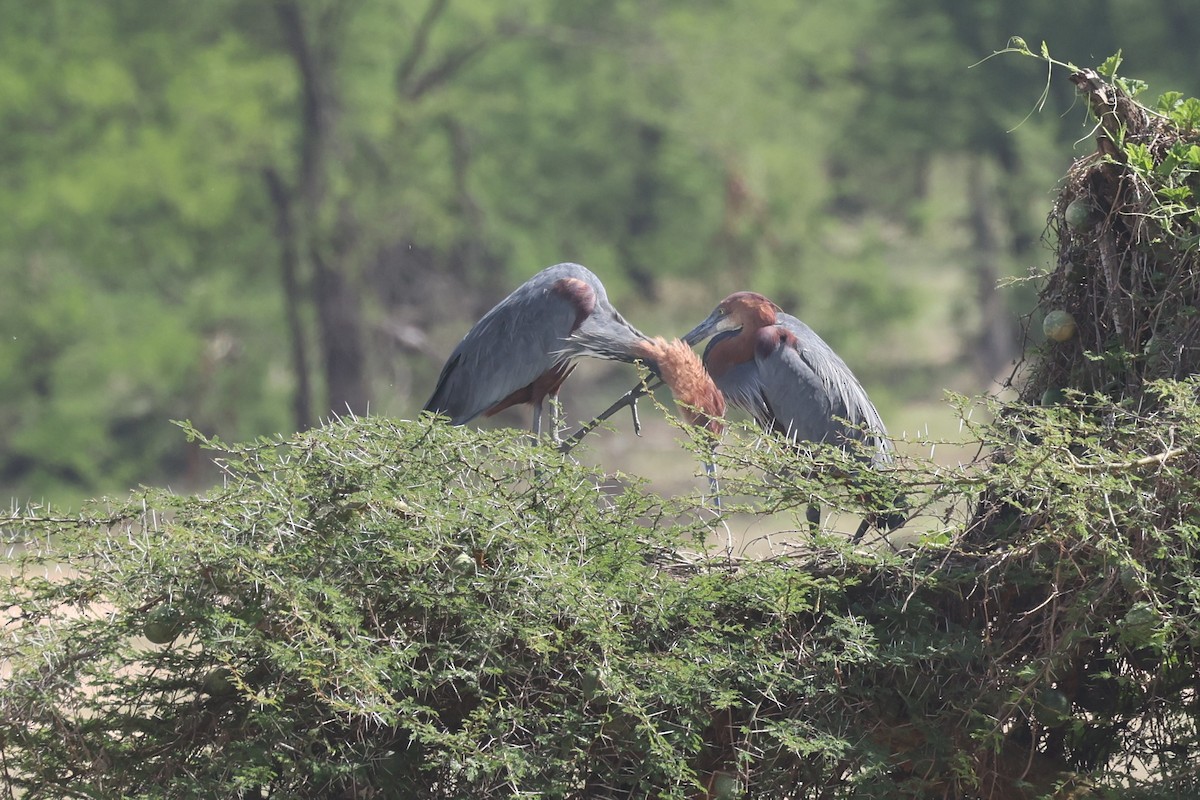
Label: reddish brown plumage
xmin=634 ymin=337 xmax=726 ymax=434
xmin=551 ymin=277 xmax=597 ymax=329
xmin=484 ymin=361 xmax=576 ymax=417
xmin=754 ymin=325 xmax=797 ymax=359
xmin=703 ymin=292 xmax=781 ymax=379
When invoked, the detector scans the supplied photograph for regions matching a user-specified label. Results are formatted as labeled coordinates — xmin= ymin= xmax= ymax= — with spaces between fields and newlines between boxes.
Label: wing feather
xmin=424 ymin=272 xmax=583 ymax=424
xmin=767 ymin=314 xmax=892 ymax=463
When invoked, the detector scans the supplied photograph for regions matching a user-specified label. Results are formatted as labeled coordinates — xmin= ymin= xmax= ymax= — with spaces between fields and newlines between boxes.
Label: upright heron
xmin=683 ymin=291 xmax=902 ymax=538
xmin=424 ymin=263 xmax=724 ymax=441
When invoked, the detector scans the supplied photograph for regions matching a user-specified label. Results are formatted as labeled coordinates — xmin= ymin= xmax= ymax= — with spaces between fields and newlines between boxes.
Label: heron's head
xmin=682 ymin=292 xmax=780 ymax=346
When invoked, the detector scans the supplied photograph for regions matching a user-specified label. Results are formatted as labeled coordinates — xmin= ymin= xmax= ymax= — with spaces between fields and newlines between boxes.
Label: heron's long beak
xmin=682 ymin=309 xmax=737 ymax=347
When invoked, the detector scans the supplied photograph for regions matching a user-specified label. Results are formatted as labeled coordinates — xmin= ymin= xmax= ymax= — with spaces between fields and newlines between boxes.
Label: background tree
xmin=3 ymin=0 xmax=1200 ymax=504
xmin=7 ymin=29 xmax=1200 ymax=800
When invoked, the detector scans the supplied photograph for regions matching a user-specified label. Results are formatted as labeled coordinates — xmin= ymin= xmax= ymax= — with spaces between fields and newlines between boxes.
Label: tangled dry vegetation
xmin=3 ymin=69 xmax=1200 ymax=800
xmin=1032 ymin=69 xmax=1200 ymax=401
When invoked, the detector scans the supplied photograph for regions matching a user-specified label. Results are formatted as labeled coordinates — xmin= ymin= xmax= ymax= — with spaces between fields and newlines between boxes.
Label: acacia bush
xmin=5 ymin=63 xmax=1200 ymax=800
xmin=2 ymin=388 xmax=1199 ymax=799
xmin=0 ymin=417 xmax=886 ymax=799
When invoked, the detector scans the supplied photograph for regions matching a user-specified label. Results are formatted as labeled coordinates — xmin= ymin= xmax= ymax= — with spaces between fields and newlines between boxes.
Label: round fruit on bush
xmin=580 ymin=668 xmax=604 ymax=702
xmin=143 ymin=607 xmax=184 ymax=645
xmin=1119 ymin=601 xmax=1161 ymax=648
xmin=1065 ymin=198 xmax=1095 ymax=230
xmin=1043 ymin=310 xmax=1076 ymax=342
xmin=1040 ymin=387 xmax=1066 ymax=406
xmin=202 ymin=667 xmax=236 ymax=697
xmin=451 ymin=551 xmax=475 ymax=574
xmin=711 ymin=772 xmax=744 ymax=800
xmin=1034 ymin=687 xmax=1072 ymax=727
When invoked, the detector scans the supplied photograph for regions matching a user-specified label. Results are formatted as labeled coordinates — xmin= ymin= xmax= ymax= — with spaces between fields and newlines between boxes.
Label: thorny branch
xmin=558 ymin=377 xmax=663 ymax=454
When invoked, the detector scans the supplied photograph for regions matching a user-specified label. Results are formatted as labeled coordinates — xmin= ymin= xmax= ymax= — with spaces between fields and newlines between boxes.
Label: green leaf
xmin=1170 ymin=97 xmax=1200 ymax=130
xmin=1124 ymin=142 xmax=1155 ymax=172
xmin=1116 ymin=76 xmax=1148 ymax=98
xmin=1157 ymin=185 xmax=1193 ymax=204
xmin=1097 ymin=50 xmax=1124 ymax=78
xmin=1156 ymin=91 xmax=1184 ymax=114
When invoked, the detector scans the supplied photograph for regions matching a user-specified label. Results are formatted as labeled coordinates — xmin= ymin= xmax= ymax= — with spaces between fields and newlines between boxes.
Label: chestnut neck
xmin=703 ymin=301 xmax=778 ymax=378
xmin=633 ymin=338 xmax=725 ymax=433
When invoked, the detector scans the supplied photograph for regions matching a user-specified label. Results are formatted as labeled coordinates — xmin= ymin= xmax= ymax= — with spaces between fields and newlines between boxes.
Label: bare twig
xmin=558 ymin=378 xmax=663 ymax=454
xmin=1069 ymin=68 xmax=1151 ymax=144
xmin=1069 ymin=446 xmax=1187 ymax=473
xmin=1098 ymin=231 xmax=1126 ymax=337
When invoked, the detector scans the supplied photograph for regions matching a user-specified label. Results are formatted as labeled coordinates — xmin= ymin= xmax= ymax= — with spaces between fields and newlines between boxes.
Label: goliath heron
xmin=424 ymin=262 xmax=724 ymax=441
xmin=683 ymin=291 xmax=902 ymax=539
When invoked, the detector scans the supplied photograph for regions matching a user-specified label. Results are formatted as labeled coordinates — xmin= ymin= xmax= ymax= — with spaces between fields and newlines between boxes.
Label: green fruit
xmin=1119 ymin=601 xmax=1161 ymax=648
xmin=451 ymin=552 xmax=475 ymax=574
xmin=1034 ymin=687 xmax=1072 ymax=727
xmin=1043 ymin=310 xmax=1077 ymax=342
xmin=1127 ymin=646 xmax=1161 ymax=672
xmin=143 ymin=607 xmax=184 ymax=645
xmin=1040 ymin=387 xmax=1065 ymax=406
xmin=375 ymin=749 xmax=413 ymax=781
xmin=1077 ymin=668 xmax=1120 ymax=714
xmin=202 ymin=667 xmax=236 ymax=697
xmin=711 ymin=772 xmax=744 ymax=800
xmin=1064 ymin=198 xmax=1095 ymax=230
xmin=580 ymin=668 xmax=604 ymax=702
xmin=1118 ymin=563 xmax=1142 ymax=595
xmin=237 ymin=605 xmax=265 ymax=627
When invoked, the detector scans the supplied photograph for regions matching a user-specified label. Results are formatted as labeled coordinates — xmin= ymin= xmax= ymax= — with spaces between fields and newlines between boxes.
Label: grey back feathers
xmin=423 ymin=263 xmax=647 ymax=425
xmin=774 ymin=312 xmax=891 ymax=462
xmin=708 ymin=312 xmax=892 ymax=466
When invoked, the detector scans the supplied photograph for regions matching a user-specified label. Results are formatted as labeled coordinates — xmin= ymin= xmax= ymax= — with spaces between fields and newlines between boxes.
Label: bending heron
xmin=424 ymin=263 xmax=724 ymax=442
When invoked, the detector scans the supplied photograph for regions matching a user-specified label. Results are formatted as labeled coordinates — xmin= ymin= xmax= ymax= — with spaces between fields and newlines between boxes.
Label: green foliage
xmin=5 ymin=381 xmax=1200 ymax=797
xmin=1027 ymin=56 xmax=1200 ymax=413
xmin=6 ymin=40 xmax=1200 ymax=800
xmin=7 ymin=2 xmax=1200 ymax=503
xmin=0 ymin=418 xmax=862 ymax=798
xmin=0 ymin=2 xmax=294 ymax=501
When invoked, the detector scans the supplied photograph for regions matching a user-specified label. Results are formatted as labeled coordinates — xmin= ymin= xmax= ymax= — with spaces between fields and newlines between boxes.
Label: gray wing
xmin=423 ymin=272 xmax=582 ymax=424
xmin=754 ymin=339 xmax=841 ymax=444
xmin=711 ymin=359 xmax=771 ymax=425
xmin=771 ymin=313 xmax=892 ymax=462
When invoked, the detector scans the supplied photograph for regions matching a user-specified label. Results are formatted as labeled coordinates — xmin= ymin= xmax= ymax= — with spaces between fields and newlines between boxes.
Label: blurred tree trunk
xmin=310 ymin=222 xmax=369 ymax=417
xmin=619 ymin=122 xmax=665 ymax=302
xmin=273 ymin=0 xmax=370 ymax=418
xmin=967 ymin=157 xmax=1017 ymax=384
xmin=263 ymin=167 xmax=314 ymax=430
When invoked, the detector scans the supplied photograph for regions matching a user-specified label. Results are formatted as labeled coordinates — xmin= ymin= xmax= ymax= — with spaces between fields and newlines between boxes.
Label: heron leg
xmin=806 ymin=504 xmax=821 ymax=533
xmin=548 ymin=396 xmax=562 ymax=443
xmin=704 ymin=460 xmax=722 ymax=511
xmin=530 ymin=400 xmax=544 ymax=442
